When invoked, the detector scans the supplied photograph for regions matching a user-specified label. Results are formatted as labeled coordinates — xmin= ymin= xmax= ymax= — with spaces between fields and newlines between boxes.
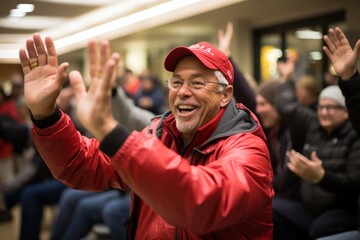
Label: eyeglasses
xmin=316 ymin=105 xmax=344 ymax=112
xmin=166 ymin=77 xmax=228 ymax=91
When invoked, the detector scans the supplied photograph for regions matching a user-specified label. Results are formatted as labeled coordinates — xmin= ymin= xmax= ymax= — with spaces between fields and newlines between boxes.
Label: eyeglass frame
xmin=166 ymin=77 xmax=228 ymax=92
xmin=316 ymin=104 xmax=345 ymax=112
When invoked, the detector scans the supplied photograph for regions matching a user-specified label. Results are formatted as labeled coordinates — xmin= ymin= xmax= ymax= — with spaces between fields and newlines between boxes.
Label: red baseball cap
xmin=164 ymin=42 xmax=234 ymax=85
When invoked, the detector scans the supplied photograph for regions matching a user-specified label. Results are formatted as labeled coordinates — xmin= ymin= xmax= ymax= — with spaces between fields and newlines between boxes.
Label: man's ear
xmin=220 ymin=85 xmax=234 ymax=107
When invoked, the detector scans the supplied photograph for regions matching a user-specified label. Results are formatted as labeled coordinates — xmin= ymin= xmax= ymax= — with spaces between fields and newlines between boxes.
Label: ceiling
xmin=0 ymin=0 xmax=245 ymax=63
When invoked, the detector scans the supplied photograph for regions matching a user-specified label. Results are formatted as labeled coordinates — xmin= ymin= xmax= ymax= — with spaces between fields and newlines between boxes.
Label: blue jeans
xmin=103 ymin=192 xmax=131 ymax=239
xmin=53 ymin=188 xmax=125 ymax=240
xmin=273 ymin=196 xmax=358 ymax=240
xmin=51 ymin=188 xmax=99 ymax=240
xmin=19 ymin=179 xmax=68 ymax=240
xmin=316 ymin=231 xmax=360 ymax=240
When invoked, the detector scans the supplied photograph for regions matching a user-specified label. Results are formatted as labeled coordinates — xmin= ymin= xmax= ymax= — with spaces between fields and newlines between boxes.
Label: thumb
xmin=68 ymin=70 xmax=87 ymax=99
xmin=354 ymin=39 xmax=360 ymax=62
xmin=311 ymin=151 xmax=321 ymax=163
xmin=57 ymin=62 xmax=69 ymax=84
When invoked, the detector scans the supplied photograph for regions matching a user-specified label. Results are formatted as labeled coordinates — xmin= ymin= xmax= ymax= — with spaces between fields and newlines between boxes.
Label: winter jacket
xmin=0 ymin=98 xmax=20 ymax=159
xmin=339 ymin=71 xmax=360 ymax=231
xmin=32 ymin=99 xmax=274 ymax=239
xmin=276 ymin=81 xmax=360 ymax=216
xmin=339 ymin=71 xmax=360 ymax=136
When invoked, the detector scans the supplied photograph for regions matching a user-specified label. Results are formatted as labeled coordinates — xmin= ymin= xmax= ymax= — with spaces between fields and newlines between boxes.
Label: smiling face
xmin=317 ymin=98 xmax=348 ymax=134
xmin=256 ymin=94 xmax=280 ymax=129
xmin=168 ymin=56 xmax=233 ymax=144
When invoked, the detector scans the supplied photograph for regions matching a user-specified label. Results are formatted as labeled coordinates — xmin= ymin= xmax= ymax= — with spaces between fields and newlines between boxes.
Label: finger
xmin=57 ymin=62 xmax=69 ymax=82
xmin=19 ymin=49 xmax=31 ymax=75
xmin=69 ymin=70 xmax=87 ymax=99
xmin=100 ymin=41 xmax=110 ymax=72
xmin=335 ymin=27 xmax=350 ymax=48
xmin=88 ymin=40 xmax=100 ymax=79
xmin=287 ymin=162 xmax=300 ymax=175
xmin=45 ymin=36 xmax=58 ymax=67
xmin=26 ymin=37 xmax=38 ymax=68
xmin=33 ymin=33 xmax=47 ymax=66
xmin=323 ymin=35 xmax=335 ymax=55
xmin=311 ymin=151 xmax=321 ymax=163
xmin=225 ymin=22 xmax=233 ymax=38
xmin=329 ymin=28 xmax=342 ymax=48
xmin=323 ymin=46 xmax=333 ymax=61
xmin=354 ymin=39 xmax=360 ymax=61
xmin=294 ymin=151 xmax=309 ymax=164
xmin=110 ymin=53 xmax=121 ymax=88
xmin=101 ymin=53 xmax=120 ymax=94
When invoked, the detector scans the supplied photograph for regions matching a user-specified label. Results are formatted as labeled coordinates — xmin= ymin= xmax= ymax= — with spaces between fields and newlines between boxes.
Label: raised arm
xmin=324 ymin=27 xmax=360 ymax=135
xmin=19 ymin=34 xmax=68 ymax=119
xmin=217 ymin=22 xmax=256 ymax=111
xmin=323 ymin=27 xmax=360 ymax=80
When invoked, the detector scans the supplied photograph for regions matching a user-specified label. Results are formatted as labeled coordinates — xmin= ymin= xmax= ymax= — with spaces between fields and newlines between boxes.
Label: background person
xmin=315 ymin=26 xmax=360 ymax=240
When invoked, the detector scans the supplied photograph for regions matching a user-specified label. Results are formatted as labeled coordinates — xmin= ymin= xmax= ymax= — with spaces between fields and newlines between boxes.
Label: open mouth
xmin=178 ymin=104 xmax=196 ymax=114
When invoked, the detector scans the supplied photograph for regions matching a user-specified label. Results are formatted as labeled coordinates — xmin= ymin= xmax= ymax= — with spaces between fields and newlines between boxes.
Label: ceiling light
xmin=54 ymin=0 xmax=202 ymax=51
xmin=36 ymin=0 xmax=120 ymax=6
xmin=10 ymin=9 xmax=26 ymax=18
xmin=0 ymin=0 xmax=245 ymax=63
xmin=17 ymin=4 xmax=35 ymax=13
xmin=0 ymin=16 xmax=67 ymax=30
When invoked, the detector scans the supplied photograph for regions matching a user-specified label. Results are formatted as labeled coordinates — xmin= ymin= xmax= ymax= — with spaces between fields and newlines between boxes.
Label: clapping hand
xmin=287 ymin=150 xmax=325 ymax=184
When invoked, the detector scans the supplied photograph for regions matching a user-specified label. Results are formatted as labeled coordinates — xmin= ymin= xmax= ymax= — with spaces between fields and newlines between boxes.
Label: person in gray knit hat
xmin=316 ymin=26 xmax=360 ymax=240
xmin=318 ymin=85 xmax=346 ymax=109
xmin=272 ymin=56 xmax=360 ymax=239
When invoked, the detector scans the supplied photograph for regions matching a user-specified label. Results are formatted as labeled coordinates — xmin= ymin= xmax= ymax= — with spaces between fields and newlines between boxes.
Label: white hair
xmin=214 ymin=70 xmax=228 ymax=92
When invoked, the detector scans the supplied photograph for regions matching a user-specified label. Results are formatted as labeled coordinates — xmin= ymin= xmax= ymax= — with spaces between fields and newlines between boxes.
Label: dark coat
xmin=276 ymin=81 xmax=360 ymax=217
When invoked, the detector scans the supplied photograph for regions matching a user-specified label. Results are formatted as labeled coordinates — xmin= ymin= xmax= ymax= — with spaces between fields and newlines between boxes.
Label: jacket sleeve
xmin=339 ymin=71 xmax=360 ymax=135
xmin=111 ymin=130 xmax=273 ymax=234
xmin=230 ymin=57 xmax=257 ymax=112
xmin=275 ymin=81 xmax=316 ymax=135
xmin=32 ymin=112 xmax=125 ymax=191
xmin=111 ymin=86 xmax=155 ymax=131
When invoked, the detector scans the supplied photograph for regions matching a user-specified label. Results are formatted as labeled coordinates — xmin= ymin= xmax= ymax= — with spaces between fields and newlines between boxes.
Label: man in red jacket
xmin=19 ymin=35 xmax=273 ymax=239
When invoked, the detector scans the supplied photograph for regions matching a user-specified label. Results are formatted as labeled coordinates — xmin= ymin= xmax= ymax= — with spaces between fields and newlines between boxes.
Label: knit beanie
xmin=319 ymin=85 xmax=346 ymax=108
xmin=257 ymin=79 xmax=282 ymax=105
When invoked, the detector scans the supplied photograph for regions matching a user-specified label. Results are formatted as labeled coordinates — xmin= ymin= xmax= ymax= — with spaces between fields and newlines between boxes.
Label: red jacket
xmin=0 ymin=98 xmax=19 ymax=159
xmin=33 ymin=101 xmax=273 ymax=239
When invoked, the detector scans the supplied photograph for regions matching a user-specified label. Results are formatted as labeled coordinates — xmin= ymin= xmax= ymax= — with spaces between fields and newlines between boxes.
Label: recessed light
xmin=17 ymin=4 xmax=35 ymax=13
xmin=10 ymin=9 xmax=26 ymax=18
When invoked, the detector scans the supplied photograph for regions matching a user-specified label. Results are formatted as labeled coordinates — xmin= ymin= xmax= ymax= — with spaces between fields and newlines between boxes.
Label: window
xmin=253 ymin=11 xmax=345 ymax=84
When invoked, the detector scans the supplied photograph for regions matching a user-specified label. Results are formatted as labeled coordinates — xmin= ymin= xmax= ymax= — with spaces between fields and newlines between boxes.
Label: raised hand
xmin=323 ymin=27 xmax=360 ymax=80
xmin=19 ymin=34 xmax=68 ymax=119
xmin=68 ymin=40 xmax=120 ymax=141
xmin=217 ymin=22 xmax=233 ymax=57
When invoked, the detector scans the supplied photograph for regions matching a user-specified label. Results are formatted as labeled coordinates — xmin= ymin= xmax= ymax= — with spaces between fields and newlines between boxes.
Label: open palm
xmin=323 ymin=27 xmax=360 ymax=80
xmin=19 ymin=34 xmax=68 ymax=119
xmin=68 ymin=40 xmax=120 ymax=140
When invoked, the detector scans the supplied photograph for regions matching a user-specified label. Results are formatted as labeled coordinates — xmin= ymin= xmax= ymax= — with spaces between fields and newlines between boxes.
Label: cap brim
xmin=164 ymin=47 xmax=217 ymax=72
